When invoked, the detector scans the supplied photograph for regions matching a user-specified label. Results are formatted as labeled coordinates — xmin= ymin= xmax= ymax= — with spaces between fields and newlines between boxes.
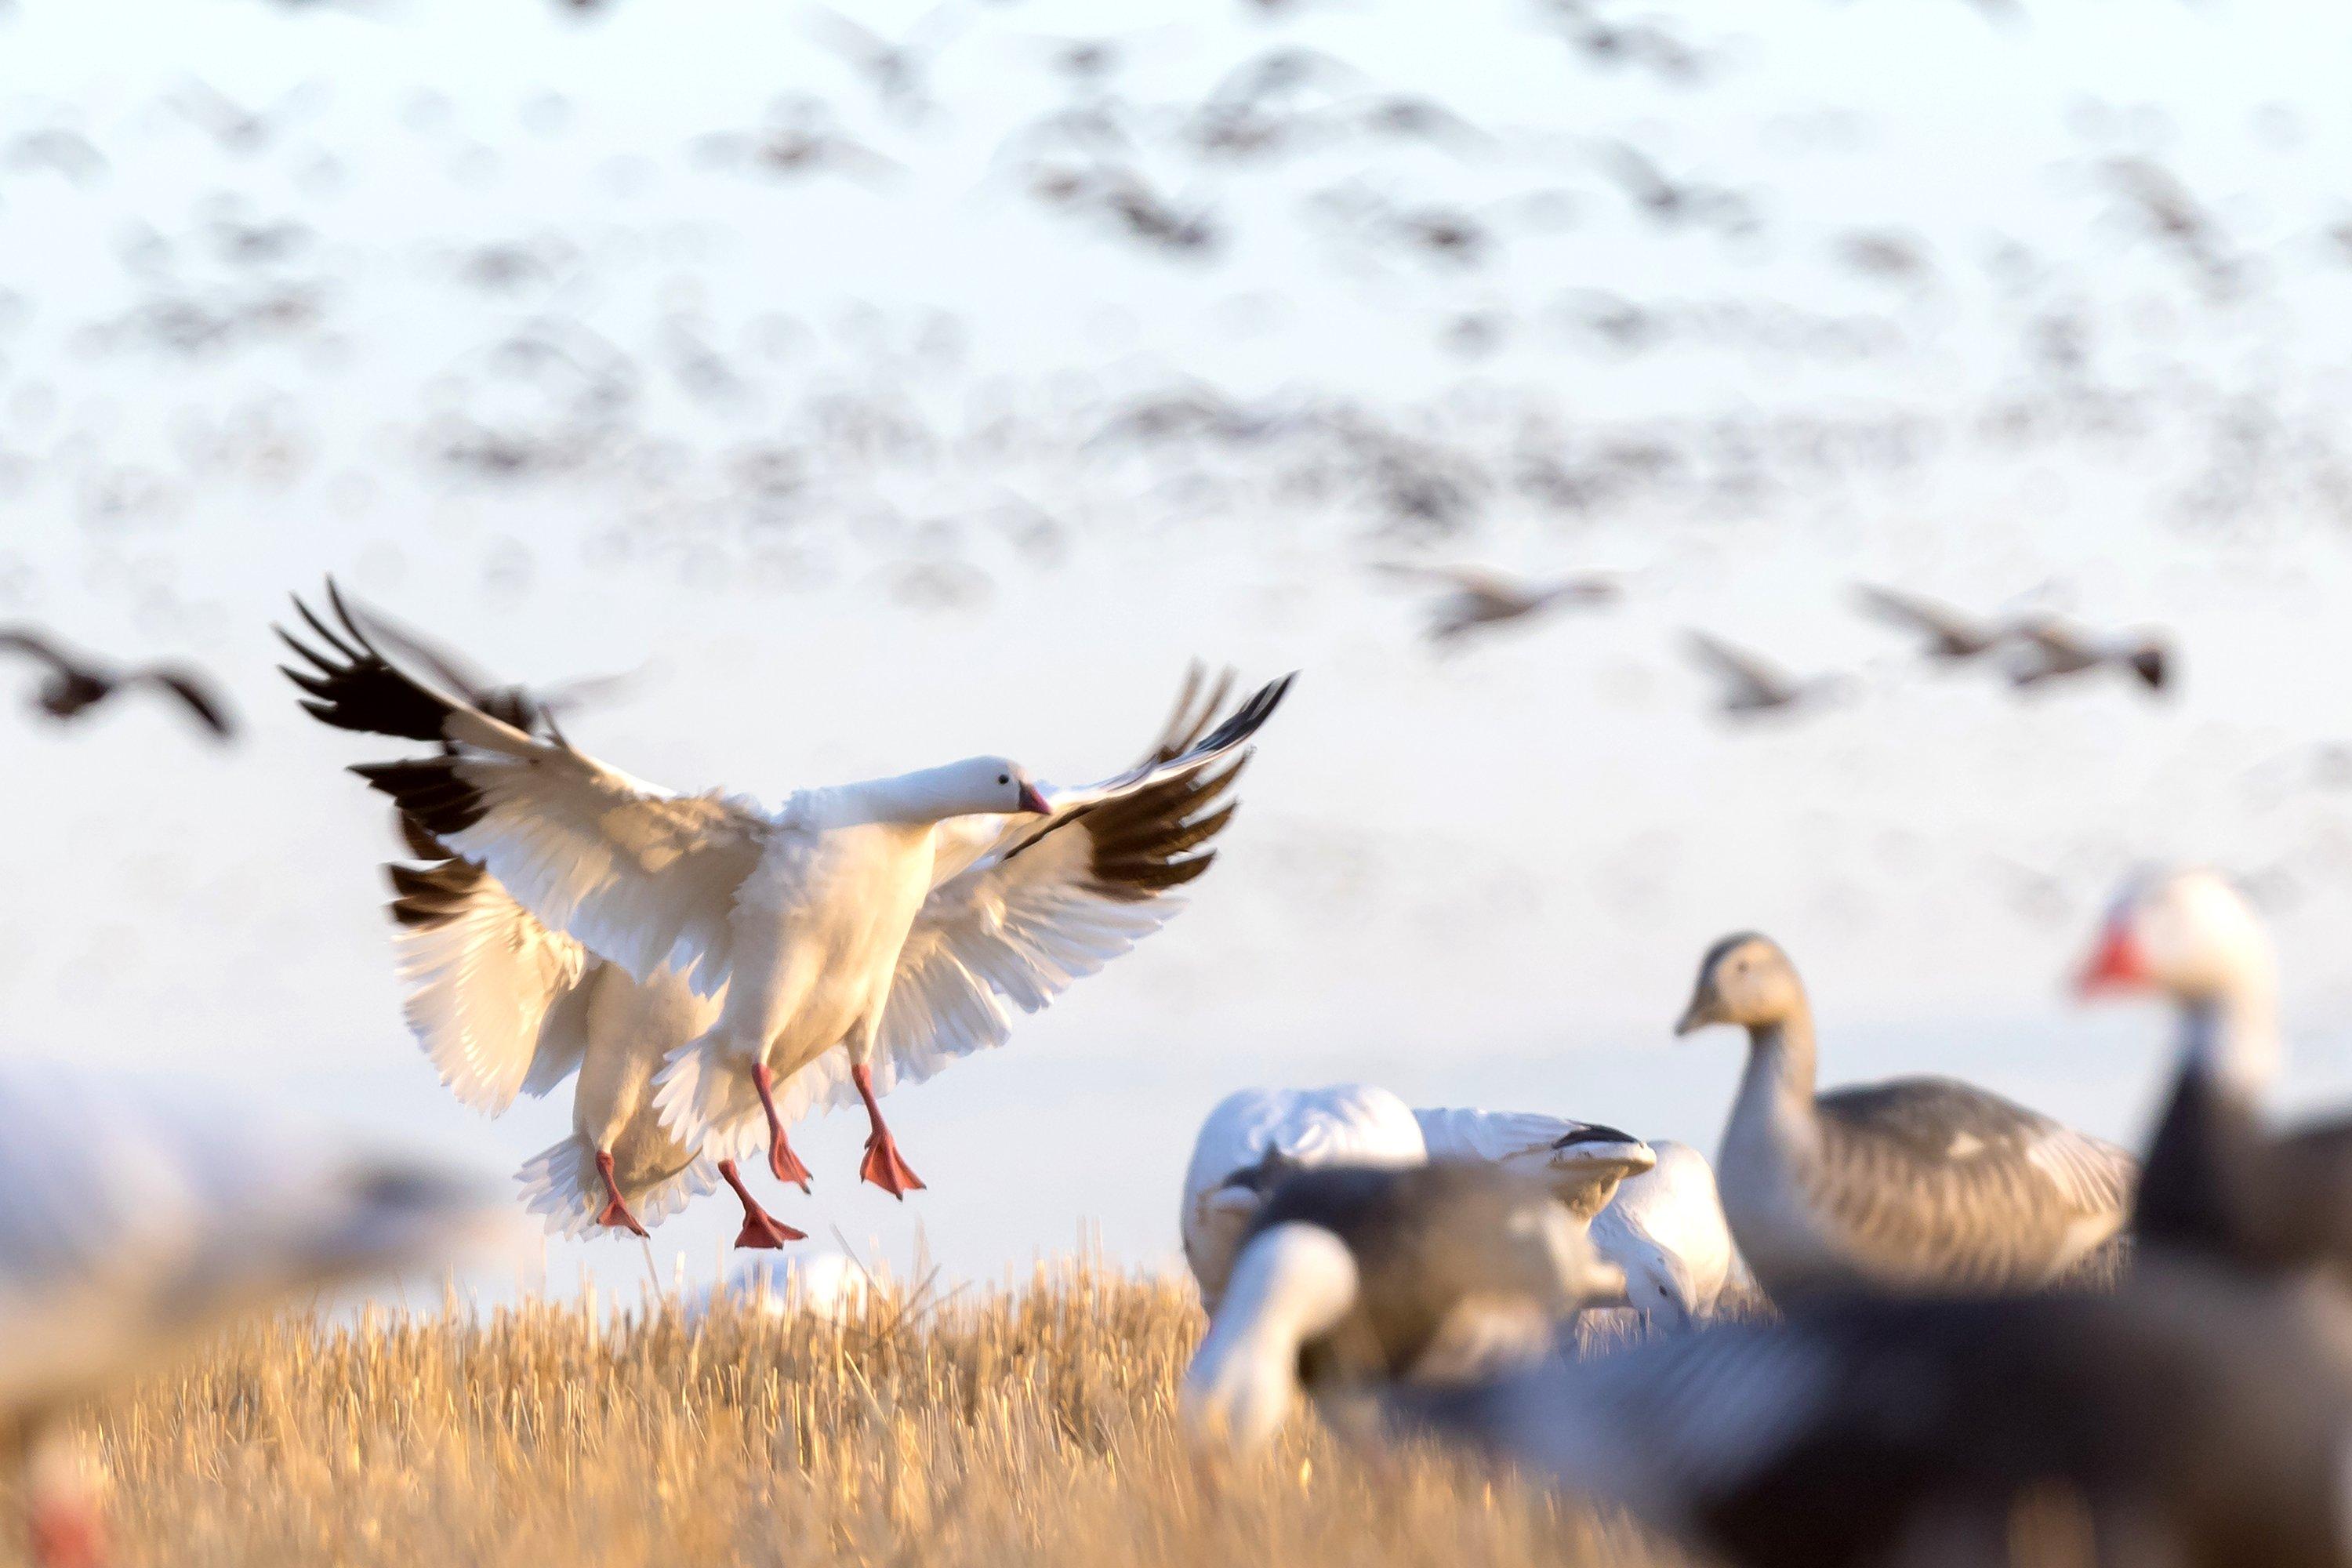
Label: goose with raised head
xmin=281 ymin=582 xmax=1288 ymax=1203
xmin=1678 ymin=933 xmax=2135 ymax=1300
xmin=1180 ymin=1162 xmax=1626 ymax=1455
xmin=2078 ymin=866 xmax=2352 ymax=1279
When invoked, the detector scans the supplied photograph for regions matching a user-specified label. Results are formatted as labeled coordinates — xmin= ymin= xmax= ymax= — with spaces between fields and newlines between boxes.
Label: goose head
xmin=876 ymin=756 xmax=1051 ymax=822
xmin=2077 ymin=867 xmax=2273 ymax=1007
xmin=1675 ymin=932 xmax=1805 ymax=1036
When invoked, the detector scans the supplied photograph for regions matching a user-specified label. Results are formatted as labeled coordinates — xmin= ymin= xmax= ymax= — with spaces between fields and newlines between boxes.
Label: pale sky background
xmin=6 ymin=0 xmax=2352 ymax=1301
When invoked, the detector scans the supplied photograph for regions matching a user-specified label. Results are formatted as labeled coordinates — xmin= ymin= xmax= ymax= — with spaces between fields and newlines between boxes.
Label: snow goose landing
xmin=1679 ymin=933 xmax=2135 ymax=1301
xmin=284 ymin=583 xmax=1290 ymax=1203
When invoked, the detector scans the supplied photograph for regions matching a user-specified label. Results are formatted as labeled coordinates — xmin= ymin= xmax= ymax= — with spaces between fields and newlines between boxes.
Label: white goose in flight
xmin=283 ymin=583 xmax=1290 ymax=1201
xmin=1677 ymin=932 xmax=2136 ymax=1301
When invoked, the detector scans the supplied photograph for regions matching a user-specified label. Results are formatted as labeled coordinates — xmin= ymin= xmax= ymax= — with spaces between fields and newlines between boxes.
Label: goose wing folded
xmin=1814 ymin=1078 xmax=2136 ymax=1283
xmin=280 ymin=584 xmax=766 ymax=994
xmin=855 ymin=668 xmax=1287 ymax=1099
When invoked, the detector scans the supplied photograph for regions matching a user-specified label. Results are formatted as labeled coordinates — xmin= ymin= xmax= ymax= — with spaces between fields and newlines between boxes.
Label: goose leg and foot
xmin=717 ymin=1159 xmax=806 ymax=1249
xmin=854 ymin=1063 xmax=925 ymax=1198
xmin=591 ymin=1149 xmax=648 ymax=1237
xmin=749 ymin=1064 xmax=814 ymax=1192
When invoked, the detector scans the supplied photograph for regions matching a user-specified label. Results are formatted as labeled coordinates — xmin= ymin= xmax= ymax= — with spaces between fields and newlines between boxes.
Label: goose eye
xmin=998 ymin=773 xmax=1010 ymax=785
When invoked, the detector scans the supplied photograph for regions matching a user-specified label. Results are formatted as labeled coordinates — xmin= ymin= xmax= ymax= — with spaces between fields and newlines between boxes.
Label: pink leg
xmin=592 ymin=1149 xmax=648 ymax=1237
xmin=853 ymin=1062 xmax=925 ymax=1199
xmin=718 ymin=1159 xmax=806 ymax=1249
xmin=750 ymin=1064 xmax=814 ymax=1192
xmin=27 ymin=1494 xmax=103 ymax=1568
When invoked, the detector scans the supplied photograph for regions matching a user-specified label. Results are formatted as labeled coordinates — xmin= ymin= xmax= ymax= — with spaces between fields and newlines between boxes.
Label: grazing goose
xmin=1180 ymin=1163 xmax=1626 ymax=1454
xmin=1180 ymin=1085 xmax=1429 ymax=1308
xmin=281 ymin=583 xmax=1287 ymax=1200
xmin=1588 ymin=1142 xmax=1737 ymax=1325
xmin=1679 ymin=933 xmax=2136 ymax=1300
xmin=1391 ymin=1247 xmax=2352 ymax=1568
xmin=0 ymin=1062 xmax=499 ymax=1566
xmin=1410 ymin=1108 xmax=1657 ymax=1218
xmin=0 ymin=626 xmax=236 ymax=739
xmin=2078 ymin=867 xmax=2352 ymax=1279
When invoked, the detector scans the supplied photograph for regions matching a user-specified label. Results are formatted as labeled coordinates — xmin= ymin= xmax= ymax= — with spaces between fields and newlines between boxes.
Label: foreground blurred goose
xmin=1393 ymin=1246 xmax=2352 ymax=1568
xmin=293 ymin=604 xmax=1260 ymax=1247
xmin=283 ymin=583 xmax=1287 ymax=1199
xmin=1180 ymin=1163 xmax=1626 ymax=1454
xmin=1678 ymin=933 xmax=2135 ymax=1300
xmin=1179 ymin=1088 xmax=1648 ymax=1303
xmin=0 ymin=1063 xmax=499 ymax=1566
xmin=2078 ymin=866 xmax=2352 ymax=1279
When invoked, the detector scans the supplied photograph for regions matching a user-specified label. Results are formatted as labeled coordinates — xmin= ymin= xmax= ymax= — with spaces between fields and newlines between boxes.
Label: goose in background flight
xmin=1180 ymin=1163 xmax=1625 ymax=1455
xmin=283 ymin=583 xmax=1288 ymax=1203
xmin=1849 ymin=583 xmax=2013 ymax=662
xmin=2006 ymin=613 xmax=2172 ymax=695
xmin=1370 ymin=561 xmax=1617 ymax=644
xmin=0 ymin=626 xmax=237 ymax=740
xmin=0 ymin=1062 xmax=501 ymax=1568
xmin=2078 ymin=866 xmax=2352 ymax=1279
xmin=1678 ymin=932 xmax=2135 ymax=1301
xmin=1681 ymin=631 xmax=1845 ymax=719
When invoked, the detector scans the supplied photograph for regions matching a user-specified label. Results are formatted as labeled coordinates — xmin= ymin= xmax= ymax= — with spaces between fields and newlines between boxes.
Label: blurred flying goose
xmin=2078 ymin=867 xmax=2352 ymax=1279
xmin=290 ymin=601 xmax=1263 ymax=1242
xmin=1370 ymin=561 xmax=1617 ymax=644
xmin=1680 ymin=632 xmax=1844 ymax=718
xmin=1849 ymin=583 xmax=2012 ymax=662
xmin=0 ymin=626 xmax=236 ymax=740
xmin=1678 ymin=933 xmax=2136 ymax=1300
xmin=281 ymin=582 xmax=1289 ymax=1199
xmin=1180 ymin=1163 xmax=1626 ymax=1454
xmin=0 ymin=1062 xmax=499 ymax=1566
xmin=1392 ymin=1247 xmax=2352 ymax=1568
xmin=2006 ymin=613 xmax=2171 ymax=694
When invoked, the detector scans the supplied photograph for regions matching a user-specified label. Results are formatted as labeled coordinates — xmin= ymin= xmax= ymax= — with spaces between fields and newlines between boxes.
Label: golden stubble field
xmin=47 ymin=1264 xmax=1690 ymax=1568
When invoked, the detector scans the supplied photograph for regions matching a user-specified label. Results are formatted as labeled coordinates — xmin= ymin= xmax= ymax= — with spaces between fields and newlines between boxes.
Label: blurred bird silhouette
xmin=0 ymin=629 xmax=235 ymax=740
xmin=2005 ymin=614 xmax=2172 ymax=695
xmin=1374 ymin=562 xmax=1617 ymax=644
xmin=1851 ymin=583 xmax=2013 ymax=662
xmin=1683 ymin=631 xmax=1845 ymax=718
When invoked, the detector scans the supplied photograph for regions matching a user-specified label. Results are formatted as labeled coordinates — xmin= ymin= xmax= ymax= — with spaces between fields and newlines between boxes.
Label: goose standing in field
xmin=2078 ymin=866 xmax=2352 ymax=1279
xmin=1678 ymin=933 xmax=2136 ymax=1300
xmin=282 ymin=583 xmax=1289 ymax=1200
xmin=0 ymin=1062 xmax=501 ymax=1568
xmin=1180 ymin=1084 xmax=1429 ymax=1308
xmin=1180 ymin=1163 xmax=1627 ymax=1455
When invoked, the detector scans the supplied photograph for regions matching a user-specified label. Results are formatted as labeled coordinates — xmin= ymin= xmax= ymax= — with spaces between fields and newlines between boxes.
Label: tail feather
xmin=652 ymin=1033 xmax=764 ymax=1154
xmin=514 ymin=1134 xmax=717 ymax=1239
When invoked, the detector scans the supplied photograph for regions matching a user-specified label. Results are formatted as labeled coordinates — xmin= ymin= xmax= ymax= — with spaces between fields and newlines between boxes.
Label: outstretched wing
xmin=130 ymin=667 xmax=238 ymax=739
xmin=1682 ymin=630 xmax=1788 ymax=702
xmin=385 ymin=823 xmax=597 ymax=1116
xmin=279 ymin=583 xmax=765 ymax=993
xmin=851 ymin=670 xmax=1288 ymax=1102
xmin=0 ymin=628 xmax=82 ymax=681
xmin=1851 ymin=584 xmax=1990 ymax=649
